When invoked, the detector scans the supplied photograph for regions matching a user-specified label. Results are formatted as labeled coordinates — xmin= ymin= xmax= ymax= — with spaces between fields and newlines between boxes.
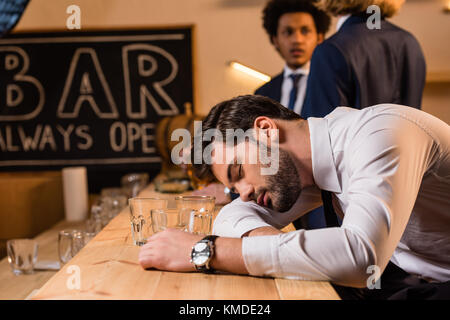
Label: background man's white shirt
xmin=213 ymin=104 xmax=450 ymax=287
xmin=280 ymin=62 xmax=309 ymax=115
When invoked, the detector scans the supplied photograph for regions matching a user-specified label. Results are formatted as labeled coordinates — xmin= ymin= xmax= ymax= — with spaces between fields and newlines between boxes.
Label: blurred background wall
xmin=14 ymin=0 xmax=450 ymax=122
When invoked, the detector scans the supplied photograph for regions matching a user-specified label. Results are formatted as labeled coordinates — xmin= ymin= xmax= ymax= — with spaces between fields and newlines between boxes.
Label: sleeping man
xmin=139 ymin=95 xmax=450 ymax=300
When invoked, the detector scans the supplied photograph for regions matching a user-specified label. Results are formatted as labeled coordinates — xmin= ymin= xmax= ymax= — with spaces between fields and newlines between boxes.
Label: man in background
xmin=255 ymin=0 xmax=331 ymax=230
xmin=255 ymin=0 xmax=330 ymax=116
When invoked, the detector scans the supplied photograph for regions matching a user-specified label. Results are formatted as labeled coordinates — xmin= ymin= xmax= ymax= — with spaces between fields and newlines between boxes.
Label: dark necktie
xmin=287 ymin=74 xmax=302 ymax=111
xmin=292 ymin=190 xmax=340 ymax=230
xmin=321 ymin=190 xmax=339 ymax=227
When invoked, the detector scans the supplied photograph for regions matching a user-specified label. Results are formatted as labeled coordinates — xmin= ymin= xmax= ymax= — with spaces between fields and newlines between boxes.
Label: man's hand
xmin=138 ymin=229 xmax=203 ymax=272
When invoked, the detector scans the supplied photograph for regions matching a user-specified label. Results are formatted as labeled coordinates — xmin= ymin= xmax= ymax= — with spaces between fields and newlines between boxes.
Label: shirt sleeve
xmin=242 ymin=115 xmax=434 ymax=287
xmin=212 ymin=198 xmax=273 ymax=238
xmin=213 ymin=187 xmax=323 ymax=238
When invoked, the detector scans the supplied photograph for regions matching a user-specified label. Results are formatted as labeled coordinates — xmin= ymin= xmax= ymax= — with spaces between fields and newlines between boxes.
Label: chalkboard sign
xmin=0 ymin=28 xmax=193 ymax=192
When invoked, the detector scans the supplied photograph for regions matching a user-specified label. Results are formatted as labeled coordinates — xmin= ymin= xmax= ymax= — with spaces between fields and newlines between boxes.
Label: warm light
xmin=229 ymin=61 xmax=271 ymax=83
xmin=445 ymin=1 xmax=450 ymax=13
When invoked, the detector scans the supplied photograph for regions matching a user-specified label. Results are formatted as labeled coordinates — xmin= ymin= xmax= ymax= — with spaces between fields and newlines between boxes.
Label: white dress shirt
xmin=280 ymin=63 xmax=309 ymax=115
xmin=336 ymin=14 xmax=351 ymax=32
xmin=212 ymin=104 xmax=450 ymax=287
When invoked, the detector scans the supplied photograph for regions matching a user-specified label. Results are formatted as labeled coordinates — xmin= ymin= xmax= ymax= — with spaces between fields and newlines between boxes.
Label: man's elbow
xmin=334 ymin=229 xmax=379 ymax=288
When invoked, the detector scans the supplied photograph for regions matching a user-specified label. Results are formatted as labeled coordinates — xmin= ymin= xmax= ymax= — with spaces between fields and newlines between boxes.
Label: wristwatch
xmin=190 ymin=235 xmax=219 ymax=273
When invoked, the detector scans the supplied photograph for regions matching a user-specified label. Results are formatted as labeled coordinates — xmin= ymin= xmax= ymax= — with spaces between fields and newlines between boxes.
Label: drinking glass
xmin=71 ymin=230 xmax=95 ymax=256
xmin=58 ymin=229 xmax=94 ymax=264
xmin=121 ymin=173 xmax=149 ymax=198
xmin=129 ymin=198 xmax=168 ymax=246
xmin=102 ymin=194 xmax=127 ymax=220
xmin=150 ymin=209 xmax=182 ymax=233
xmin=7 ymin=239 xmax=39 ymax=275
xmin=101 ymin=187 xmax=127 ymax=198
xmin=58 ymin=230 xmax=76 ymax=264
xmin=71 ymin=231 xmax=86 ymax=257
xmin=176 ymin=195 xmax=215 ymax=232
xmin=188 ymin=209 xmax=213 ymax=236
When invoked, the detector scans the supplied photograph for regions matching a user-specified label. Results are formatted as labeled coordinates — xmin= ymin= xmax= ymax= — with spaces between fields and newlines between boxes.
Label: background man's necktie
xmin=287 ymin=74 xmax=302 ymax=111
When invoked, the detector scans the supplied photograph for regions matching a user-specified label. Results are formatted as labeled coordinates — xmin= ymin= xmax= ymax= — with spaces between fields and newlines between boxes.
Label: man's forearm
xmin=210 ymin=237 xmax=247 ymax=274
xmin=210 ymin=226 xmax=282 ymax=274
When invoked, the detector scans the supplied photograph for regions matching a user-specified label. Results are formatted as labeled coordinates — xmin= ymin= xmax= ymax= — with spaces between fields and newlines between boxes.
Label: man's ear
xmin=253 ymin=116 xmax=279 ymax=142
xmin=253 ymin=116 xmax=277 ymax=131
xmin=317 ymin=33 xmax=325 ymax=44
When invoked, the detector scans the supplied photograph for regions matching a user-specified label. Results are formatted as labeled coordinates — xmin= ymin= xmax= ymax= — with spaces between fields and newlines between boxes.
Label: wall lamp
xmin=444 ymin=0 xmax=450 ymax=13
xmin=228 ymin=61 xmax=271 ymax=83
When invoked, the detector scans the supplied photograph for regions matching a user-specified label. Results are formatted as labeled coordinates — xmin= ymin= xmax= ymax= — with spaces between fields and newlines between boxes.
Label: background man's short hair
xmin=263 ymin=0 xmax=331 ymax=43
xmin=316 ymin=0 xmax=405 ymax=18
xmin=192 ymin=95 xmax=302 ymax=182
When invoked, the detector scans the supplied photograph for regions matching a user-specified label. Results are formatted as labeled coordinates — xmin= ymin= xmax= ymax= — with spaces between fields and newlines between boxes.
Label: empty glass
xmin=102 ymin=194 xmax=127 ymax=220
xmin=58 ymin=229 xmax=95 ymax=264
xmin=7 ymin=239 xmax=39 ymax=275
xmin=121 ymin=173 xmax=149 ymax=198
xmin=176 ymin=195 xmax=215 ymax=233
xmin=151 ymin=209 xmax=183 ymax=233
xmin=129 ymin=198 xmax=168 ymax=246
xmin=101 ymin=187 xmax=127 ymax=198
xmin=188 ymin=209 xmax=213 ymax=236
xmin=58 ymin=230 xmax=74 ymax=264
xmin=175 ymin=195 xmax=215 ymax=213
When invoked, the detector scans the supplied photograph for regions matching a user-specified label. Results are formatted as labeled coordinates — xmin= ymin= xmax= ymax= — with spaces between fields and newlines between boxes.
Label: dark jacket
xmin=255 ymin=72 xmax=283 ymax=103
xmin=302 ymin=14 xmax=426 ymax=118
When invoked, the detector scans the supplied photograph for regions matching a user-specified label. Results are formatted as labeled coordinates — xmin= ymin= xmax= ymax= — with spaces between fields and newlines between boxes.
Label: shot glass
xmin=71 ymin=230 xmax=89 ymax=257
xmin=102 ymin=194 xmax=128 ymax=220
xmin=121 ymin=173 xmax=149 ymax=198
xmin=58 ymin=230 xmax=74 ymax=264
xmin=129 ymin=198 xmax=168 ymax=246
xmin=7 ymin=239 xmax=39 ymax=275
xmin=58 ymin=229 xmax=94 ymax=264
xmin=188 ymin=209 xmax=213 ymax=236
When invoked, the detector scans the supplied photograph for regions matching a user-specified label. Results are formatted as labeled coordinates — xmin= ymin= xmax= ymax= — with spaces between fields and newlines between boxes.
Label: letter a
xmin=366 ymin=5 xmax=381 ymax=30
xmin=66 ymin=5 xmax=81 ymax=30
xmin=66 ymin=265 xmax=81 ymax=290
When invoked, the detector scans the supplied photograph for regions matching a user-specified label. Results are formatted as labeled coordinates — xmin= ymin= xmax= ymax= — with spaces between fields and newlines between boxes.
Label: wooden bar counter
xmin=27 ymin=185 xmax=339 ymax=300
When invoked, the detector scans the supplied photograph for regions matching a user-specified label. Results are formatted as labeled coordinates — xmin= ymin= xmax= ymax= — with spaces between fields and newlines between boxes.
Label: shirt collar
xmin=283 ymin=61 xmax=310 ymax=79
xmin=336 ymin=14 xmax=351 ymax=32
xmin=307 ymin=116 xmax=342 ymax=193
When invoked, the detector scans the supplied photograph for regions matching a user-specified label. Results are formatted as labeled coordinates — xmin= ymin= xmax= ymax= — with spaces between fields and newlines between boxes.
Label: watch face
xmin=192 ymin=240 xmax=211 ymax=267
xmin=193 ymin=254 xmax=209 ymax=266
xmin=194 ymin=242 xmax=207 ymax=252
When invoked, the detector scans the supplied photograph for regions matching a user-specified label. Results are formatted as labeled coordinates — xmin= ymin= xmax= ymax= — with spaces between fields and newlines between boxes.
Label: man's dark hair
xmin=192 ymin=95 xmax=302 ymax=182
xmin=263 ymin=0 xmax=331 ymax=42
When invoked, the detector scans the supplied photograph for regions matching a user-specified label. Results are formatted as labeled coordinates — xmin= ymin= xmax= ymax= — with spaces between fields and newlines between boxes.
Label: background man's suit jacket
xmin=255 ymin=72 xmax=283 ymax=103
xmin=302 ymin=14 xmax=426 ymax=118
